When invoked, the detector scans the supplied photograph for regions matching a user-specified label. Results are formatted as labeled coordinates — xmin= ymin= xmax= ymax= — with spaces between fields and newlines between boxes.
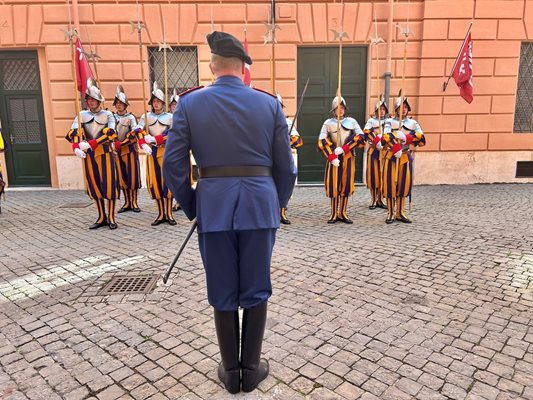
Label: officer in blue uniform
xmin=163 ymin=31 xmax=296 ymax=394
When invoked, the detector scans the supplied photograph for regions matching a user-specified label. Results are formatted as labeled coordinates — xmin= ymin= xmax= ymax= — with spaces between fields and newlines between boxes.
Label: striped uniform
xmin=67 ymin=110 xmax=119 ymax=201
xmin=318 ymin=117 xmax=364 ymax=222
xmin=382 ymin=117 xmax=425 ymax=220
xmin=114 ymin=112 xmax=141 ymax=192
xmin=363 ymin=117 xmax=390 ymax=191
xmin=318 ymin=117 xmax=364 ymax=198
xmin=135 ymin=112 xmax=173 ymax=200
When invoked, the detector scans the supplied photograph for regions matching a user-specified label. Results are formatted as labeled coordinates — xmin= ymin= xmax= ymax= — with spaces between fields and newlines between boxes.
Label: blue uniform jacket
xmin=163 ymin=75 xmax=297 ymax=234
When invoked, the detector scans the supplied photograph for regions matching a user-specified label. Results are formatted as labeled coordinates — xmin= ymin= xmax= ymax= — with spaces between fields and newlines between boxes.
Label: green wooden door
xmin=0 ymin=51 xmax=51 ymax=187
xmin=296 ymin=47 xmax=367 ymax=183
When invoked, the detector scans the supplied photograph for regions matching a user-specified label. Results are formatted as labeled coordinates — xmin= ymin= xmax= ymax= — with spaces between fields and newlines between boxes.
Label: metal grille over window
xmin=9 ymin=98 xmax=41 ymax=144
xmin=148 ymin=46 xmax=199 ymax=98
xmin=514 ymin=43 xmax=533 ymax=133
xmin=2 ymin=59 xmax=39 ymax=91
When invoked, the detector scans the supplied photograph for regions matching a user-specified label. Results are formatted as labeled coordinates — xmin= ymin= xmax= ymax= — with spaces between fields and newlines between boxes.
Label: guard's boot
xmin=241 ymin=303 xmax=269 ymax=393
xmin=131 ymin=190 xmax=141 ymax=213
xmin=108 ymin=199 xmax=118 ymax=229
xmin=90 ymin=199 xmax=108 ymax=229
xmin=280 ymin=208 xmax=291 ymax=225
xmin=327 ymin=197 xmax=338 ymax=224
xmin=395 ymin=197 xmax=412 ymax=223
xmin=338 ymin=197 xmax=353 ymax=224
xmin=214 ymin=309 xmax=240 ymax=394
xmin=385 ymin=198 xmax=395 ymax=224
xmin=118 ymin=189 xmax=132 ymax=213
xmin=89 ymin=219 xmax=108 ymax=229
xmin=165 ymin=198 xmax=177 ymax=225
xmin=151 ymin=199 xmax=166 ymax=226
xmin=172 ymin=201 xmax=181 ymax=212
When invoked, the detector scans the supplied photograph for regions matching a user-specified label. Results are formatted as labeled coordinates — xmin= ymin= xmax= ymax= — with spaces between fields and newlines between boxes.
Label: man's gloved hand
xmin=334 ymin=146 xmax=344 ymax=156
xmin=144 ymin=134 xmax=156 ymax=145
xmin=79 ymin=141 xmax=91 ymax=151
xmin=392 ymin=143 xmax=402 ymax=159
xmin=373 ymin=135 xmax=383 ymax=150
xmin=141 ymin=143 xmax=152 ymax=155
xmin=396 ymin=131 xmax=406 ymax=142
xmin=331 ymin=158 xmax=340 ymax=167
xmin=74 ymin=148 xmax=86 ymax=159
xmin=113 ymin=141 xmax=121 ymax=152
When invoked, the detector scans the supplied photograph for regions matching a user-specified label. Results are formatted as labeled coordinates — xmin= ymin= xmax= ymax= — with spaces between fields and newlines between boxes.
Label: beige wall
xmin=0 ymin=0 xmax=532 ymax=187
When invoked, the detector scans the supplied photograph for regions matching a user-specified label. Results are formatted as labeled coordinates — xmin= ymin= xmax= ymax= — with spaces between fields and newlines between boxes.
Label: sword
xmin=288 ymin=77 xmax=310 ymax=135
xmin=163 ymin=219 xmax=198 ymax=284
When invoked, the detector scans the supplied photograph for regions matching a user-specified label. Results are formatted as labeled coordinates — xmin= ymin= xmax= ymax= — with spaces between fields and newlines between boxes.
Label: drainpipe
xmin=384 ymin=0 xmax=394 ymax=107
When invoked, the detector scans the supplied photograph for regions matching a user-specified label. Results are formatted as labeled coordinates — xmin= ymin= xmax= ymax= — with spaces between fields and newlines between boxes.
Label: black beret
xmin=207 ymin=31 xmax=253 ymax=65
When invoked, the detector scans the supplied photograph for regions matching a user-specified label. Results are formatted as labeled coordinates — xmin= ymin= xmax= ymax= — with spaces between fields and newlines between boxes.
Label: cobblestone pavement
xmin=0 ymin=184 xmax=532 ymax=400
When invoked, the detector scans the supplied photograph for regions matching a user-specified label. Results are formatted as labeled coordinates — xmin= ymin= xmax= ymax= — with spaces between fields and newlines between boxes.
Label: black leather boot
xmin=241 ymin=302 xmax=269 ymax=393
xmin=214 ymin=309 xmax=240 ymax=394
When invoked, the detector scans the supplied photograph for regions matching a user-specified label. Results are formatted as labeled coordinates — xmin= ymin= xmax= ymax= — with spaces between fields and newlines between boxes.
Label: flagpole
xmin=83 ymin=28 xmax=104 ymax=108
xmin=396 ymin=13 xmax=413 ymax=200
xmin=159 ymin=18 xmax=171 ymax=112
xmin=443 ymin=22 xmax=473 ymax=92
xmin=130 ymin=0 xmax=149 ymax=122
xmin=331 ymin=0 xmax=347 ymax=148
xmin=66 ymin=0 xmax=82 ymax=143
xmin=369 ymin=9 xmax=384 ymax=189
xmin=270 ymin=0 xmax=276 ymax=93
xmin=372 ymin=10 xmax=384 ymax=137
xmin=68 ymin=31 xmax=83 ymax=143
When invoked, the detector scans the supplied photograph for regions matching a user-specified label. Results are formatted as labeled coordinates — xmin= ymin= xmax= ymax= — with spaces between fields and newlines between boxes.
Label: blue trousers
xmin=198 ymin=229 xmax=276 ymax=311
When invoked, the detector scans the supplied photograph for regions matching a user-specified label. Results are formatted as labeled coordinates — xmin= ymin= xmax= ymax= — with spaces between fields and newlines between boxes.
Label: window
xmin=514 ymin=43 xmax=533 ymax=133
xmin=148 ymin=46 xmax=198 ymax=99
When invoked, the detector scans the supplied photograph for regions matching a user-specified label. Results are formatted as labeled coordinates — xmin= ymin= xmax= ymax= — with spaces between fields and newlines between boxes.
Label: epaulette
xmin=253 ymin=87 xmax=277 ymax=99
xmin=179 ymin=86 xmax=204 ymax=97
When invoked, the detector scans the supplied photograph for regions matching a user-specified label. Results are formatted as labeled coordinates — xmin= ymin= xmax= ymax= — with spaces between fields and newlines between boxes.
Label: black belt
xmin=198 ymin=166 xmax=272 ymax=178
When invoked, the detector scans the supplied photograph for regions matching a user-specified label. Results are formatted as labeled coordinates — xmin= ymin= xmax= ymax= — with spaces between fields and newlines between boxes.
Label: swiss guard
xmin=382 ymin=96 xmax=425 ymax=224
xmin=66 ymin=78 xmax=119 ymax=229
xmin=169 ymin=88 xmax=179 ymax=113
xmin=363 ymin=97 xmax=390 ymax=210
xmin=277 ymin=93 xmax=303 ymax=225
xmin=318 ymin=96 xmax=364 ymax=224
xmin=134 ymin=82 xmax=176 ymax=226
xmin=112 ymin=85 xmax=141 ymax=213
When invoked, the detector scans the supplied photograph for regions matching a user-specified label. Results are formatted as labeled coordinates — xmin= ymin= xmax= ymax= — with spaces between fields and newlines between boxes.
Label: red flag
xmin=452 ymin=31 xmax=473 ymax=103
xmin=74 ymin=38 xmax=94 ymax=94
xmin=243 ymin=37 xmax=252 ymax=87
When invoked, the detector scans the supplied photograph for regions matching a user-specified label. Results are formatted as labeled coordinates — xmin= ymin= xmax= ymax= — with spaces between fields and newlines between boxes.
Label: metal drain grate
xmin=59 ymin=202 xmax=93 ymax=208
xmin=98 ymin=275 xmax=159 ymax=295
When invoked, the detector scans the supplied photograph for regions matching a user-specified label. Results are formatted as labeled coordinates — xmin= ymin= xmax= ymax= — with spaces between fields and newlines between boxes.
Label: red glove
xmin=113 ymin=141 xmax=121 ymax=152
